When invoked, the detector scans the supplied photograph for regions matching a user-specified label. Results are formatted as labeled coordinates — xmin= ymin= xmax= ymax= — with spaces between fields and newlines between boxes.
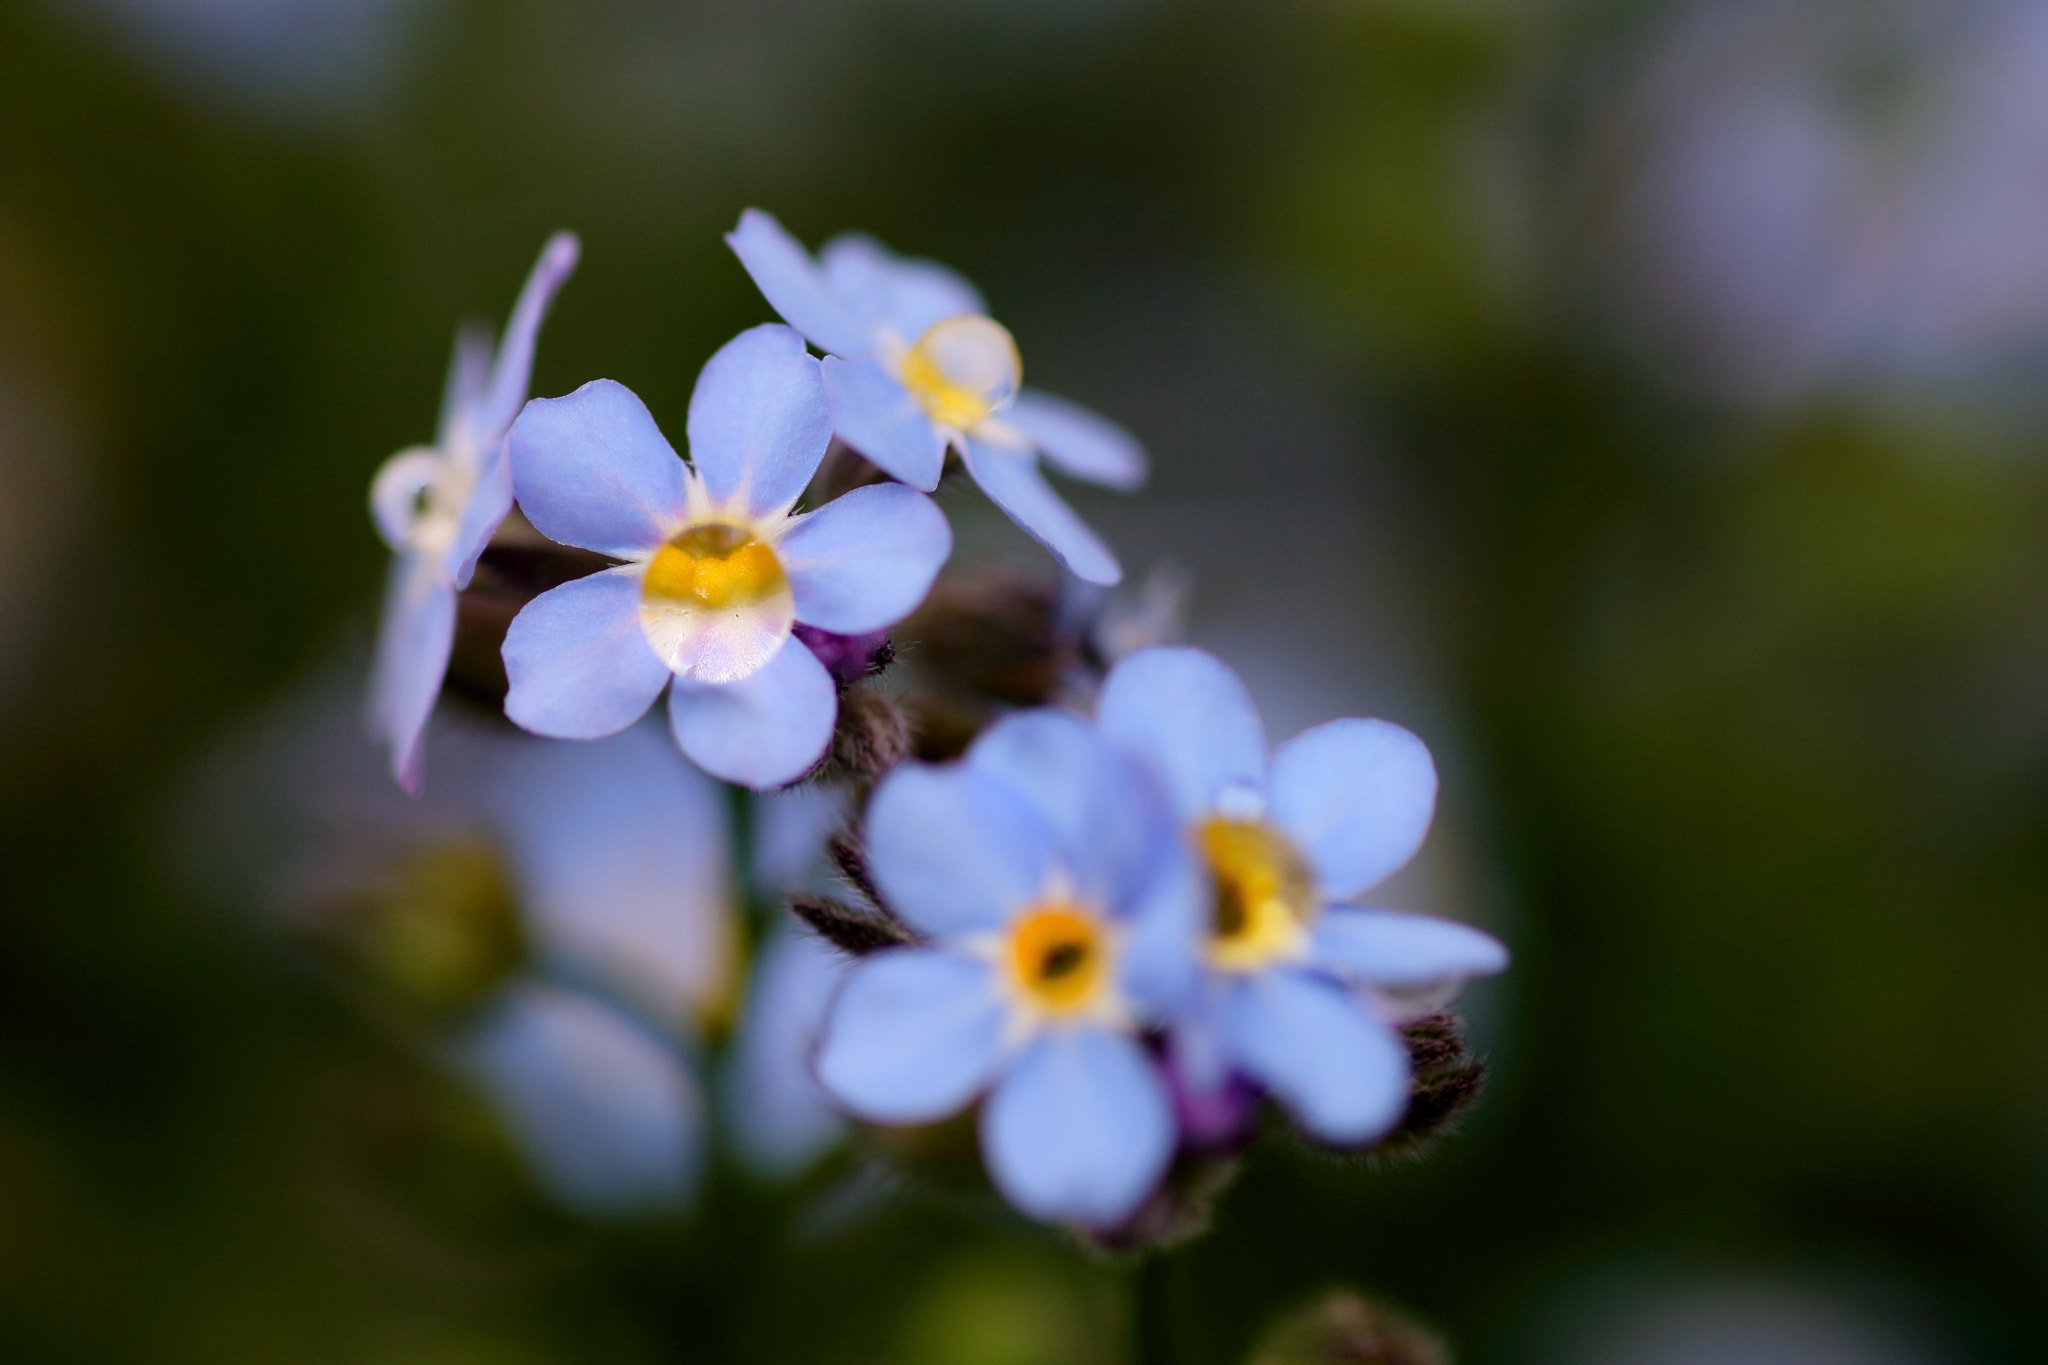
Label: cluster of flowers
xmin=359 ymin=213 xmax=1508 ymax=1232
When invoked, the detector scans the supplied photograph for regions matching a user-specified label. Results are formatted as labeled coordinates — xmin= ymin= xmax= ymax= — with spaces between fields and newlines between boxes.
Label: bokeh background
xmin=5 ymin=0 xmax=2048 ymax=1361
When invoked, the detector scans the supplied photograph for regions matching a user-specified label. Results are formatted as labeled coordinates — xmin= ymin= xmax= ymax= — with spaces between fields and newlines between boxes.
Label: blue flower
xmin=368 ymin=232 xmax=580 ymax=792
xmin=498 ymin=323 xmax=953 ymax=789
xmin=454 ymin=979 xmax=702 ymax=1220
xmin=727 ymin=209 xmax=1145 ymax=587
xmin=813 ymin=710 xmax=1199 ymax=1226
xmin=1096 ymin=647 xmax=1508 ymax=1146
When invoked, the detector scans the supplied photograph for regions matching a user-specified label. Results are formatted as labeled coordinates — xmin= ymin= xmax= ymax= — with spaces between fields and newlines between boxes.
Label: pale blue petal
xmin=1097 ymin=647 xmax=1268 ymax=822
xmin=1310 ymin=908 xmax=1507 ymax=989
xmin=1219 ymin=969 xmax=1409 ymax=1145
xmin=726 ymin=209 xmax=876 ymax=358
xmin=483 ymin=721 xmax=735 ymax=1024
xmin=819 ymin=232 xmax=986 ymax=342
xmin=667 ymin=636 xmax=836 ymax=789
xmin=1005 ymin=390 xmax=1147 ymax=491
xmin=1113 ymin=850 xmax=1204 ymax=1018
xmin=821 ymin=355 xmax=946 ymax=489
xmin=508 ymin=380 xmax=687 ymax=557
xmin=961 ymin=437 xmax=1122 ymax=586
xmin=980 ymin=1028 xmax=1174 ymax=1227
xmin=963 ymin=710 xmax=1173 ymax=916
xmin=750 ymin=783 xmax=852 ymax=893
xmin=503 ymin=566 xmax=671 ymax=739
xmin=368 ymin=557 xmax=455 ymax=794
xmin=1270 ymin=718 xmax=1437 ymax=899
xmin=686 ymin=323 xmax=833 ymax=519
xmin=476 ymin=232 xmax=581 ymax=436
xmin=865 ymin=761 xmax=1058 ymax=937
xmin=435 ymin=326 xmax=493 ymax=450
xmin=723 ymin=924 xmax=847 ymax=1179
xmin=814 ymin=949 xmax=1006 ymax=1124
xmin=447 ymin=440 xmax=513 ymax=588
xmin=780 ymin=483 xmax=952 ymax=634
xmin=453 ymin=981 xmax=700 ymax=1219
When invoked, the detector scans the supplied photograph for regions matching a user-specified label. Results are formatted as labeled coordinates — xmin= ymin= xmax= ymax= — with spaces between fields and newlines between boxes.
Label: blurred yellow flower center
xmin=1200 ymin=819 xmax=1315 ymax=972
xmin=1005 ymin=902 xmax=1109 ymax=1014
xmin=900 ymin=314 xmax=1021 ymax=430
xmin=642 ymin=523 xmax=787 ymax=610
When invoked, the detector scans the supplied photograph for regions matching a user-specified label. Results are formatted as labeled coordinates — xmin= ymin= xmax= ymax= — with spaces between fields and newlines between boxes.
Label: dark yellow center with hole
xmin=1006 ymin=903 xmax=1108 ymax=1013
xmin=1198 ymin=818 xmax=1315 ymax=971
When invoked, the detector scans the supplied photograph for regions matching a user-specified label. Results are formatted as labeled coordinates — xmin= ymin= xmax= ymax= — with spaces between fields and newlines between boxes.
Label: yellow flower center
xmin=1005 ymin=902 xmax=1110 ymax=1015
xmin=899 ymin=314 xmax=1021 ymax=430
xmin=1199 ymin=818 xmax=1315 ymax=972
xmin=642 ymin=522 xmax=787 ymax=610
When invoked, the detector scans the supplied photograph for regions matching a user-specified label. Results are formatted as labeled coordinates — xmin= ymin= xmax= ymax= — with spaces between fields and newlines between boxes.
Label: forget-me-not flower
xmin=1097 ymin=647 xmax=1507 ymax=1146
xmin=727 ymin=209 xmax=1145 ymax=587
xmin=813 ymin=709 xmax=1199 ymax=1226
xmin=499 ymin=323 xmax=953 ymax=789
xmin=455 ymin=978 xmax=702 ymax=1220
xmin=368 ymin=232 xmax=579 ymax=792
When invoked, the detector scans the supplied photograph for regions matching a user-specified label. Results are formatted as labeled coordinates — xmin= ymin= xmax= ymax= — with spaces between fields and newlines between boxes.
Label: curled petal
xmin=1270 ymin=718 xmax=1437 ymax=899
xmin=1310 ymin=908 xmax=1506 ymax=989
xmin=865 ymin=761 xmax=1058 ymax=938
xmin=685 ymin=323 xmax=833 ymax=519
xmin=961 ymin=437 xmax=1121 ymax=586
xmin=780 ymin=483 xmax=952 ymax=635
xmin=477 ymin=231 xmax=581 ymax=436
xmin=821 ymin=356 xmax=946 ymax=489
xmin=1219 ymin=969 xmax=1409 ymax=1145
xmin=667 ymin=638 xmax=836 ymax=789
xmin=503 ymin=566 xmax=671 ymax=740
xmin=1097 ymin=646 xmax=1268 ymax=822
xmin=448 ymin=441 xmax=513 ymax=588
xmin=726 ymin=209 xmax=875 ymax=358
xmin=509 ymin=380 xmax=688 ymax=557
xmin=980 ymin=1028 xmax=1174 ymax=1227
xmin=814 ymin=949 xmax=1007 ymax=1125
xmin=367 ymin=558 xmax=455 ymax=794
xmin=369 ymin=448 xmax=441 ymax=553
xmin=1006 ymin=390 xmax=1147 ymax=490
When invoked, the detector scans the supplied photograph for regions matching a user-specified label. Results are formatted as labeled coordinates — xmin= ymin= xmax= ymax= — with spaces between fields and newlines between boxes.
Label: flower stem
xmin=1133 ymin=1253 xmax=1177 ymax=1365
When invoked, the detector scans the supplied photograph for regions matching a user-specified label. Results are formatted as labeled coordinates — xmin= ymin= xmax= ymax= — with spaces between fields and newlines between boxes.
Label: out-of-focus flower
xmin=176 ymin=668 xmax=732 ymax=1218
xmin=813 ymin=710 xmax=1198 ymax=1226
xmin=1097 ymin=647 xmax=1505 ymax=1146
xmin=453 ymin=979 xmax=702 ymax=1220
xmin=1602 ymin=0 xmax=2048 ymax=407
xmin=724 ymin=922 xmax=848 ymax=1179
xmin=368 ymin=233 xmax=579 ymax=792
xmin=57 ymin=0 xmax=424 ymax=125
xmin=727 ymin=209 xmax=1144 ymax=586
xmin=500 ymin=323 xmax=951 ymax=789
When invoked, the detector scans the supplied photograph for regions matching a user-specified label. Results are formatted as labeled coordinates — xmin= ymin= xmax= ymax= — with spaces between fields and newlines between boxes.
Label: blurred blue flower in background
xmin=1097 ymin=647 xmax=1505 ymax=1146
xmin=499 ymin=322 xmax=951 ymax=788
xmin=454 ymin=978 xmax=703 ymax=1220
xmin=728 ymin=209 xmax=1145 ymax=586
xmin=815 ymin=709 xmax=1198 ymax=1226
xmin=367 ymin=233 xmax=579 ymax=792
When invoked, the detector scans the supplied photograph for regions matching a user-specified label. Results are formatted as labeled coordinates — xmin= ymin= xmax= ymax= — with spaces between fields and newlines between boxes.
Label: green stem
xmin=1134 ymin=1253 xmax=1176 ymax=1365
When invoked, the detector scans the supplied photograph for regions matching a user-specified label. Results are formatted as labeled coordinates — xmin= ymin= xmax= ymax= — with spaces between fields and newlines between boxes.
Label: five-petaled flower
xmin=727 ymin=209 xmax=1146 ymax=587
xmin=1097 ymin=647 xmax=1508 ymax=1147
xmin=498 ymin=323 xmax=953 ymax=789
xmin=368 ymin=232 xmax=580 ymax=792
xmin=814 ymin=710 xmax=1199 ymax=1227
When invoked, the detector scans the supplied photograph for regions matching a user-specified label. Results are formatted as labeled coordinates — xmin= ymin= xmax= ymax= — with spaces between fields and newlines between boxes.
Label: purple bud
xmin=793 ymin=624 xmax=894 ymax=686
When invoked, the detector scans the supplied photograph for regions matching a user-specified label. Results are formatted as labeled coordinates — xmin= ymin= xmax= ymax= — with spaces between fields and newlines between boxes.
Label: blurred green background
xmin=4 ymin=0 xmax=2048 ymax=1360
